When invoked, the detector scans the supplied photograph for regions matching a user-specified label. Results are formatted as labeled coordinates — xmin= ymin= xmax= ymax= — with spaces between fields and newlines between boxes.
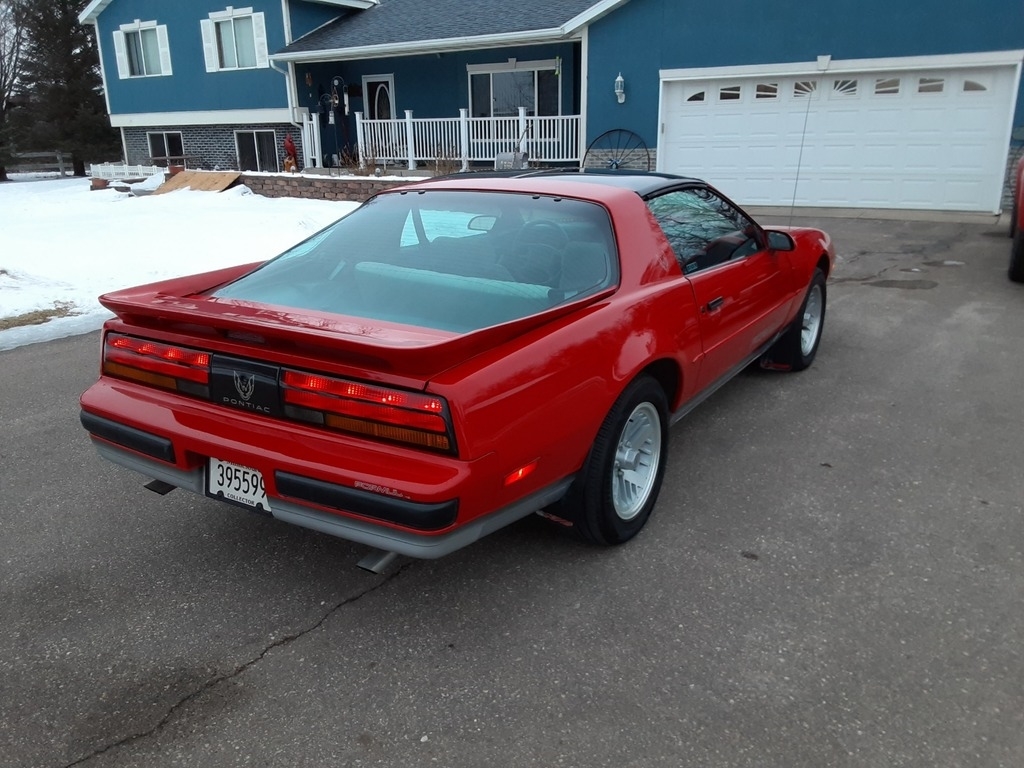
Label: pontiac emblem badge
xmin=233 ymin=371 xmax=256 ymax=401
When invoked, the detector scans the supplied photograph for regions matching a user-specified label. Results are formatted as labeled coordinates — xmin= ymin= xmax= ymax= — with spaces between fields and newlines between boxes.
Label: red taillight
xmin=282 ymin=370 xmax=454 ymax=453
xmin=103 ymin=333 xmax=210 ymax=394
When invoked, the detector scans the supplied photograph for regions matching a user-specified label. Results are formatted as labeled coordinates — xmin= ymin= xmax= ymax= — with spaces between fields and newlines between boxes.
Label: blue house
xmin=81 ymin=0 xmax=1023 ymax=213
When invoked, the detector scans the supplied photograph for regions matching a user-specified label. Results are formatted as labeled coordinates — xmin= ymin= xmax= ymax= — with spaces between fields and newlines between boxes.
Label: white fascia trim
xmin=109 ymin=109 xmax=294 ymax=128
xmin=562 ymin=0 xmax=631 ymax=35
xmin=271 ymin=27 xmax=572 ymax=63
xmin=79 ymin=0 xmax=112 ymax=24
xmin=95 ymin=22 xmax=112 ymax=115
xmin=660 ymin=50 xmax=1024 ymax=81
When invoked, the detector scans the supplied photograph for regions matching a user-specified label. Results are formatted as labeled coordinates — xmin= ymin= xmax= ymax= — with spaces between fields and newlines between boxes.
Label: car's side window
xmin=647 ymin=188 xmax=759 ymax=274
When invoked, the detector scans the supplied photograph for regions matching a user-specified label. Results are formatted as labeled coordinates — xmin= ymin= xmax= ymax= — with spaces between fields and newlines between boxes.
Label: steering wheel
xmin=514 ymin=219 xmax=569 ymax=250
xmin=500 ymin=220 xmax=569 ymax=285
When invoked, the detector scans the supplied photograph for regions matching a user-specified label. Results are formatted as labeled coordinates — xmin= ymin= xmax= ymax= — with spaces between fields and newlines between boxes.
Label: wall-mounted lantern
xmin=614 ymin=72 xmax=625 ymax=104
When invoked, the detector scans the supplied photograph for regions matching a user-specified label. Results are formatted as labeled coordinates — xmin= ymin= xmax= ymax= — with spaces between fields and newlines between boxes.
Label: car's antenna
xmin=790 ymin=57 xmax=829 ymax=227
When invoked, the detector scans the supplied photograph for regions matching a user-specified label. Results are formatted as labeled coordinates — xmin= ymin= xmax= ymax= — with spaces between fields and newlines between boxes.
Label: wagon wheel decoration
xmin=582 ymin=129 xmax=651 ymax=172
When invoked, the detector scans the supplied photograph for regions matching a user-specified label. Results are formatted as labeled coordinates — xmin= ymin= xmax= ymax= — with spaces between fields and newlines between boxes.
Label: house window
xmin=113 ymin=21 xmax=171 ymax=79
xmin=201 ymin=8 xmax=269 ymax=72
xmin=148 ymin=131 xmax=184 ymax=165
xmin=236 ymin=130 xmax=278 ymax=172
xmin=467 ymin=59 xmax=561 ymax=117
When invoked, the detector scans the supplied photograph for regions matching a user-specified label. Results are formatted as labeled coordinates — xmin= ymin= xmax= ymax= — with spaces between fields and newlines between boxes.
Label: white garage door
xmin=658 ymin=55 xmax=1021 ymax=212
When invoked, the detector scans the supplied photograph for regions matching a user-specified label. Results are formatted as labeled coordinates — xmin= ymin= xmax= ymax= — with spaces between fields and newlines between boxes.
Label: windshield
xmin=212 ymin=190 xmax=618 ymax=333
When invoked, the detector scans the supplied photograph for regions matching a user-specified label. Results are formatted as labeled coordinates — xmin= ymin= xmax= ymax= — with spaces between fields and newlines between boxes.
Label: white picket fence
xmin=355 ymin=108 xmax=582 ymax=171
xmin=89 ymin=162 xmax=165 ymax=180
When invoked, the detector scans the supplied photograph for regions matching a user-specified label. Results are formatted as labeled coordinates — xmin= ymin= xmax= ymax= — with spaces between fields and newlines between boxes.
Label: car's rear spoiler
xmin=98 ymin=263 xmax=612 ymax=381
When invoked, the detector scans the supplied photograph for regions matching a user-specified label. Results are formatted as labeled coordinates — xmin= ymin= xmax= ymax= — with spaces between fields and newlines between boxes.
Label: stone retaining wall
xmin=239 ymin=173 xmax=423 ymax=202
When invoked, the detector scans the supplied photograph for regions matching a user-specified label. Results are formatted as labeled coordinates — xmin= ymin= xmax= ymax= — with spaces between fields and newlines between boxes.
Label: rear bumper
xmin=82 ymin=411 xmax=573 ymax=559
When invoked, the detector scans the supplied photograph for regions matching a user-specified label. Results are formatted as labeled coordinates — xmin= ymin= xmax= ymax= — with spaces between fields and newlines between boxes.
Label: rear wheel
xmin=556 ymin=376 xmax=669 ymax=545
xmin=1010 ymin=228 xmax=1024 ymax=283
xmin=764 ymin=269 xmax=826 ymax=371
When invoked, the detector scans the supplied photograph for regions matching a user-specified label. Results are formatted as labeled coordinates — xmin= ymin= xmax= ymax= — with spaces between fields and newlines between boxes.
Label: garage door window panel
xmin=794 ymin=80 xmax=819 ymax=99
xmin=918 ymin=77 xmax=945 ymax=93
xmin=875 ymin=78 xmax=901 ymax=95
xmin=647 ymin=188 xmax=760 ymax=274
xmin=833 ymin=79 xmax=858 ymax=97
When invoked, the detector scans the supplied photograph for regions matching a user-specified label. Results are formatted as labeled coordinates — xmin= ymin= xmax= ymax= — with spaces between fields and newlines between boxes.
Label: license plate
xmin=206 ymin=458 xmax=271 ymax=513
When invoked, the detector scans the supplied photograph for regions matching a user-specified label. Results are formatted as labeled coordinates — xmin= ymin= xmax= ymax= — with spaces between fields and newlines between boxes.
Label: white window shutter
xmin=156 ymin=25 xmax=172 ymax=76
xmin=112 ymin=31 xmax=129 ymax=79
xmin=252 ymin=12 xmax=269 ymax=68
xmin=200 ymin=19 xmax=218 ymax=72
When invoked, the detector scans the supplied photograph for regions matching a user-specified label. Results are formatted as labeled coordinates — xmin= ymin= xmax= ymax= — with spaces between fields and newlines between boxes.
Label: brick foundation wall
xmin=239 ymin=173 xmax=423 ymax=202
xmin=123 ymin=124 xmax=302 ymax=172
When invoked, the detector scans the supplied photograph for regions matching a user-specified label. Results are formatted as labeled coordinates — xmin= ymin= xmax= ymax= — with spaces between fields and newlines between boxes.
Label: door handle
xmin=706 ymin=296 xmax=724 ymax=312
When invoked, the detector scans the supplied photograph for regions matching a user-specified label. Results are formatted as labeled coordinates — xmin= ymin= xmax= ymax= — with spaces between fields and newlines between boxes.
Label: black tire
xmin=1009 ymin=201 xmax=1017 ymax=239
xmin=1010 ymin=228 xmax=1024 ymax=283
xmin=764 ymin=269 xmax=826 ymax=372
xmin=554 ymin=376 xmax=669 ymax=546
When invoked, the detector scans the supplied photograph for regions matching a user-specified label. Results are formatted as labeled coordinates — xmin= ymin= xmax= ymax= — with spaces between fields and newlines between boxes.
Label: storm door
xmin=363 ymin=75 xmax=395 ymax=120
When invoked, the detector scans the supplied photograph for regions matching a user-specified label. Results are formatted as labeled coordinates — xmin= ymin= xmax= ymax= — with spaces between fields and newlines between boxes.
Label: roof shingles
xmin=282 ymin=0 xmax=604 ymax=54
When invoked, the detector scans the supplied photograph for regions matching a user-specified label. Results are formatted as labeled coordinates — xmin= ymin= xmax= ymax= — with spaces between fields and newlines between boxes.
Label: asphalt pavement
xmin=2 ymin=214 xmax=1023 ymax=767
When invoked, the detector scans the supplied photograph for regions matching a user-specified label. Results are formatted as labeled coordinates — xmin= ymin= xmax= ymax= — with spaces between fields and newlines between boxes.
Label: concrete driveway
xmin=1 ymin=213 xmax=1022 ymax=767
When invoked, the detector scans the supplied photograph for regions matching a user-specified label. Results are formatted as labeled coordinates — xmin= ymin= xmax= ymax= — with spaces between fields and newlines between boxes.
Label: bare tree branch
xmin=0 ymin=0 xmax=25 ymax=115
xmin=0 ymin=1 xmax=27 ymax=179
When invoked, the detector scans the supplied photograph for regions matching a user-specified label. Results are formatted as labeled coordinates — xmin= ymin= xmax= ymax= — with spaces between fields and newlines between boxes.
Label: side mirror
xmin=766 ymin=230 xmax=796 ymax=251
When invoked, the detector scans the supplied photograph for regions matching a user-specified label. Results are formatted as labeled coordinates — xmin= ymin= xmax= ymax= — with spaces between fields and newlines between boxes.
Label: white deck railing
xmin=355 ymin=108 xmax=581 ymax=170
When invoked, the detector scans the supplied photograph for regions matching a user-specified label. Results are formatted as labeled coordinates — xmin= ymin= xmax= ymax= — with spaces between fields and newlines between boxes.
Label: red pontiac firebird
xmin=80 ymin=171 xmax=834 ymax=560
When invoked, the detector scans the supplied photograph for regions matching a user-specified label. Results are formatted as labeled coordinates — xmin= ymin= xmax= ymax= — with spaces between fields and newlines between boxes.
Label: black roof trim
xmin=430 ymin=168 xmax=703 ymax=196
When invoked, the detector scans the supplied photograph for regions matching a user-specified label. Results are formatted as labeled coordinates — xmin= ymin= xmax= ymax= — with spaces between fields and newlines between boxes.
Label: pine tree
xmin=10 ymin=0 xmax=118 ymax=176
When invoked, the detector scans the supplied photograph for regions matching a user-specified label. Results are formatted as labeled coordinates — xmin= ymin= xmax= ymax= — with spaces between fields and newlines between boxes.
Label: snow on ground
xmin=0 ymin=175 xmax=358 ymax=351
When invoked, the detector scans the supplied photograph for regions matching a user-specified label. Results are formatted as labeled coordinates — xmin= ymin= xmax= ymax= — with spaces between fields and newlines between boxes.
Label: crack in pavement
xmin=60 ymin=561 xmax=414 ymax=768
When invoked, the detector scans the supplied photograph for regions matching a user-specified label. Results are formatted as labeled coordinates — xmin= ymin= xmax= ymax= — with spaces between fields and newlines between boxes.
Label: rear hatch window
xmin=212 ymin=190 xmax=618 ymax=333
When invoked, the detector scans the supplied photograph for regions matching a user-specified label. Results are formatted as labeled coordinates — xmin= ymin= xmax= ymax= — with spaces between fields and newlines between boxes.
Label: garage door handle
xmin=706 ymin=297 xmax=724 ymax=312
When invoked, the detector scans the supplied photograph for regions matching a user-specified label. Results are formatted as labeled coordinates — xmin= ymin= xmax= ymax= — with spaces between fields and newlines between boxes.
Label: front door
xmin=363 ymin=75 xmax=395 ymax=120
xmin=646 ymin=185 xmax=790 ymax=389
